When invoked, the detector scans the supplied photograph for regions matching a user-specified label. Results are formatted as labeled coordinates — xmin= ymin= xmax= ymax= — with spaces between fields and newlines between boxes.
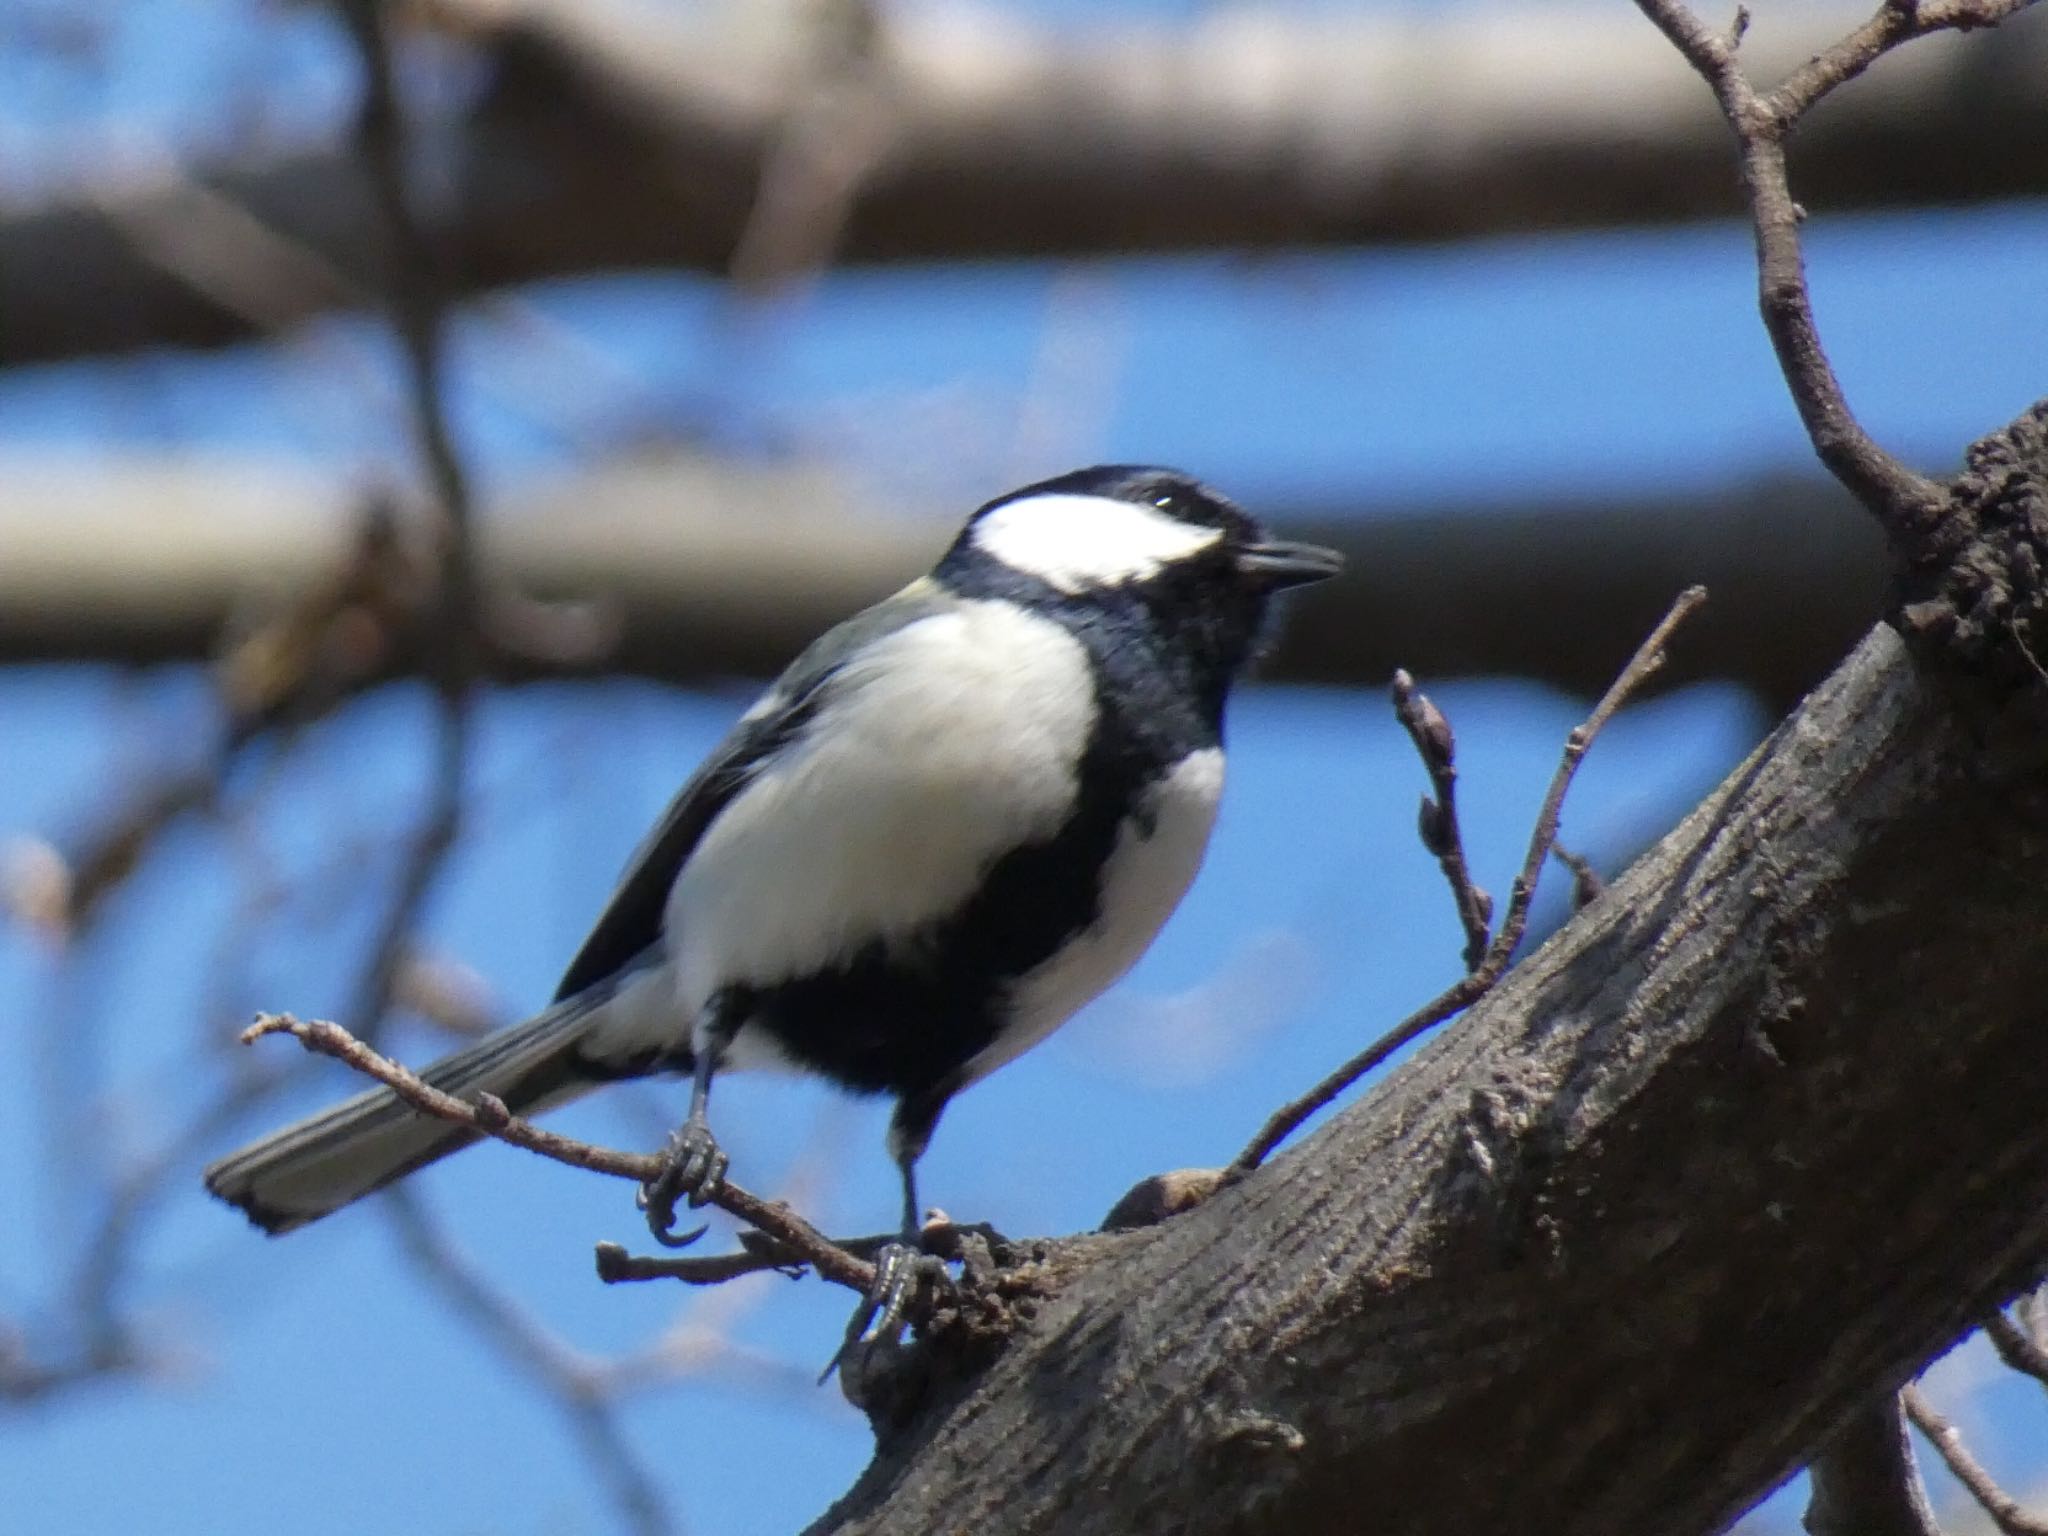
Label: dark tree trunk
xmin=810 ymin=622 xmax=2048 ymax=1536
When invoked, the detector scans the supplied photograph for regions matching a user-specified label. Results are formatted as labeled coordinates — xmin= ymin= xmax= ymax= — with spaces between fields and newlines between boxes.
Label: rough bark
xmin=5 ymin=0 xmax=2046 ymax=363
xmin=807 ymin=620 xmax=2048 ymax=1536
xmin=1805 ymin=1398 xmax=1944 ymax=1536
xmin=0 ymin=452 xmax=1882 ymax=706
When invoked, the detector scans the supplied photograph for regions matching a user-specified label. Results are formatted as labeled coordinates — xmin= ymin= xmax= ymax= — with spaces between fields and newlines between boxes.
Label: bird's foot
xmin=822 ymin=1238 xmax=951 ymax=1398
xmin=636 ymin=1121 xmax=730 ymax=1248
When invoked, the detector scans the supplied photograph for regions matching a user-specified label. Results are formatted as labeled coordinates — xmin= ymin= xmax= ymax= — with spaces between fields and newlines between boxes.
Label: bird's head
xmin=938 ymin=465 xmax=1341 ymax=681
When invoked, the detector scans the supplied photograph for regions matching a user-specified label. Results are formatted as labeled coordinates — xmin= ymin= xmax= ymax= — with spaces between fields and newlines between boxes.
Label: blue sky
xmin=2 ymin=3 xmax=2045 ymax=1533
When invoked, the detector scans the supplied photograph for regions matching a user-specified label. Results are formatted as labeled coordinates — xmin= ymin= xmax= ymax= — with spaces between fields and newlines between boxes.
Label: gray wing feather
xmin=551 ymin=580 xmax=955 ymax=1002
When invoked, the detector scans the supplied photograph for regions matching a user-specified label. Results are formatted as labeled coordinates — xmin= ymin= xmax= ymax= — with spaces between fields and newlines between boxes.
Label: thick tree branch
xmin=5 ymin=1 xmax=2048 ymax=362
xmin=807 ymin=600 xmax=2048 ymax=1535
xmin=1805 ymin=1396 xmax=1946 ymax=1536
xmin=0 ymin=454 xmax=1886 ymax=711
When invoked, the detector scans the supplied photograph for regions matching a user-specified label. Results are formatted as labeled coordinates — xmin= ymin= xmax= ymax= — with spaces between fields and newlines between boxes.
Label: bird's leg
xmin=638 ymin=1046 xmax=729 ymax=1248
xmin=898 ymin=1157 xmax=924 ymax=1244
xmin=826 ymin=1092 xmax=956 ymax=1390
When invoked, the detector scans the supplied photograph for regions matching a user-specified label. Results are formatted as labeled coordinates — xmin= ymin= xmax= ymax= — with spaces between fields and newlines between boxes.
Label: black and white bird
xmin=205 ymin=466 xmax=1339 ymax=1283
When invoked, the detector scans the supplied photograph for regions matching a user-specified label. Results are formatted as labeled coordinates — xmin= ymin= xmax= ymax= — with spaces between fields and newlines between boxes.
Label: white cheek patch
xmin=972 ymin=492 xmax=1225 ymax=592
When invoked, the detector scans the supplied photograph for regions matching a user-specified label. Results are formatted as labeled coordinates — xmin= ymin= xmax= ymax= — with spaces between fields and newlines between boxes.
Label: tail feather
xmin=205 ymin=989 xmax=621 ymax=1235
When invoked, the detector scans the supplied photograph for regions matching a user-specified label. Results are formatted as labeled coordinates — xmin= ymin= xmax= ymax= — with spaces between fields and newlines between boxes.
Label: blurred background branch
xmin=4 ymin=0 xmax=2046 ymax=362
xmin=0 ymin=455 xmax=1885 ymax=708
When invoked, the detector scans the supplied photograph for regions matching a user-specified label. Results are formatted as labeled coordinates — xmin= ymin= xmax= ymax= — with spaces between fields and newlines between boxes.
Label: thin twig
xmin=2023 ymin=1289 xmax=2048 ymax=1354
xmin=596 ymin=1113 xmax=871 ymax=1403
xmin=1984 ymin=1308 xmax=2048 ymax=1395
xmin=1903 ymin=1384 xmax=2048 ymax=1535
xmin=337 ymin=0 xmax=478 ymax=622
xmin=1771 ymin=0 xmax=2039 ymax=121
xmin=336 ymin=0 xmax=479 ymax=1048
xmin=1227 ymin=586 xmax=1708 ymax=1177
xmin=1624 ymin=0 xmax=2031 ymax=549
xmin=0 ymin=1064 xmax=294 ymax=1404
xmin=284 ymin=28 xmax=684 ymax=1535
xmin=0 ymin=1325 xmax=139 ymax=1404
xmin=598 ymin=1243 xmax=809 ymax=1287
xmin=593 ymin=1219 xmax=1018 ymax=1288
xmin=598 ymin=1232 xmax=894 ymax=1287
xmin=241 ymin=1014 xmax=879 ymax=1295
xmin=1392 ymin=669 xmax=1493 ymax=971
xmin=1550 ymin=842 xmax=1607 ymax=912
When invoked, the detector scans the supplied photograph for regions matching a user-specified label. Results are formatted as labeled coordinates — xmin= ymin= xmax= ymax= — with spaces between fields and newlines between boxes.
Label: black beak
xmin=1237 ymin=540 xmax=1344 ymax=590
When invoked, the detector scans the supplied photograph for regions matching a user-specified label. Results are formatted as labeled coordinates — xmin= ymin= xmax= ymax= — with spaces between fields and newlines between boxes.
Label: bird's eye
xmin=1153 ymin=493 xmax=1179 ymax=512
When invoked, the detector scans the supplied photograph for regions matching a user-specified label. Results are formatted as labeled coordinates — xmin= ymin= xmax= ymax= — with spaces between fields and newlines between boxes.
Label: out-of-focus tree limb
xmin=0 ymin=451 xmax=1884 ymax=706
xmin=3 ymin=0 xmax=2046 ymax=364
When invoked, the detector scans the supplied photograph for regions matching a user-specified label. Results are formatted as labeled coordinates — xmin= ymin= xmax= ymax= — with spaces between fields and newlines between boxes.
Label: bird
xmin=204 ymin=465 xmax=1339 ymax=1320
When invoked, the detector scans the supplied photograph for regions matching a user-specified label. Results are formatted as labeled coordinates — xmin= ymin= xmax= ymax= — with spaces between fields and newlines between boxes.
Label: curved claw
xmin=820 ymin=1240 xmax=949 ymax=1389
xmin=638 ymin=1122 xmax=729 ymax=1244
xmin=649 ymin=1220 xmax=709 ymax=1251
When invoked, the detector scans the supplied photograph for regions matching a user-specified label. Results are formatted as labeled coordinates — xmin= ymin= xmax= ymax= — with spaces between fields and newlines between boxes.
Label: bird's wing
xmin=551 ymin=580 xmax=954 ymax=1002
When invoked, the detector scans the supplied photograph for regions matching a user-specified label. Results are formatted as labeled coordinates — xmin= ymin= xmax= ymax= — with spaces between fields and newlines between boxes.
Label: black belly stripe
xmin=739 ymin=613 xmax=1218 ymax=1101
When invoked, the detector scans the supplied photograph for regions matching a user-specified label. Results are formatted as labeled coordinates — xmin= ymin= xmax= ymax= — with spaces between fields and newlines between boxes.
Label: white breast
xmin=963 ymin=746 xmax=1226 ymax=1087
xmin=666 ymin=600 xmax=1098 ymax=1024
